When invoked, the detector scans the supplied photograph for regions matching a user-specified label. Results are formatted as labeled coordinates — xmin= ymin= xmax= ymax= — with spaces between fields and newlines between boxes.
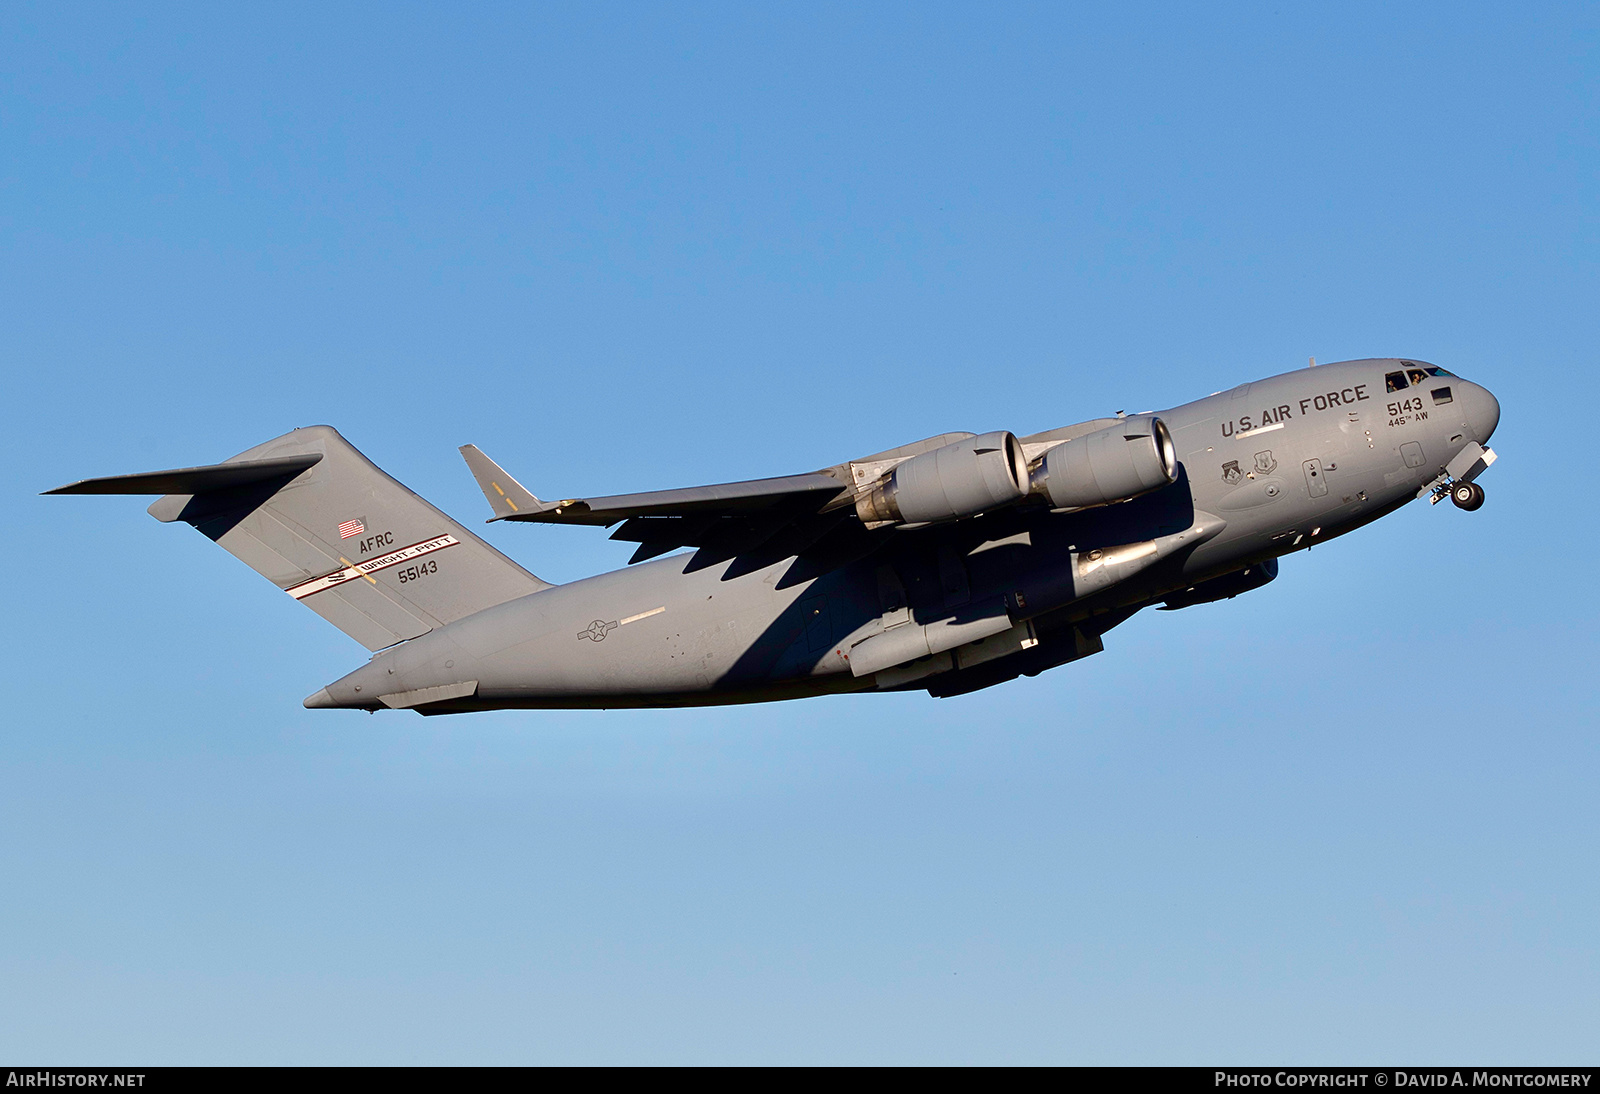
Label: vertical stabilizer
xmin=52 ymin=426 xmax=552 ymax=651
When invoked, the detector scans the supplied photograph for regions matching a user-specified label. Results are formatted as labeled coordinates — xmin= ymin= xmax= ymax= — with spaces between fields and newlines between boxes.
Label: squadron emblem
xmin=1221 ymin=460 xmax=1244 ymax=486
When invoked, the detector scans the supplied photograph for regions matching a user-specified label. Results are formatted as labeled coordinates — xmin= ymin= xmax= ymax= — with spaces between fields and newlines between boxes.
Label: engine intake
xmin=1030 ymin=416 xmax=1177 ymax=509
xmin=855 ymin=431 xmax=1029 ymax=525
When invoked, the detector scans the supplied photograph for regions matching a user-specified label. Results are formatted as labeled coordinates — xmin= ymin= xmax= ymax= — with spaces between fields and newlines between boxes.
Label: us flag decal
xmin=338 ymin=518 xmax=365 ymax=539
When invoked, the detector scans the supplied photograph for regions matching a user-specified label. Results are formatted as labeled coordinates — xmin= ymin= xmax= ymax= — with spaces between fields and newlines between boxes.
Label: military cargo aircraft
xmin=48 ymin=358 xmax=1498 ymax=713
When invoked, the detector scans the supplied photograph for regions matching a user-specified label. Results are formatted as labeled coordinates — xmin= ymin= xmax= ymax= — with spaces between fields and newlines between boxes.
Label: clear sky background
xmin=2 ymin=1 xmax=1595 ymax=1064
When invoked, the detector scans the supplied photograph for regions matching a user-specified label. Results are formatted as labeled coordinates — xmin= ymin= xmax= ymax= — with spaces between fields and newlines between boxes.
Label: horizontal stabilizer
xmin=459 ymin=444 xmax=547 ymax=520
xmin=44 ymin=455 xmax=322 ymax=496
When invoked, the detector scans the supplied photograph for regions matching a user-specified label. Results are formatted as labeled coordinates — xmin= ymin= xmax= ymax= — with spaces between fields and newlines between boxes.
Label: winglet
xmin=459 ymin=444 xmax=546 ymax=521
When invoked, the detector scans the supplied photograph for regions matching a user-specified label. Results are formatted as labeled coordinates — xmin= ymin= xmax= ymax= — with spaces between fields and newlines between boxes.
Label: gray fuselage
xmin=311 ymin=358 xmax=1500 ymax=712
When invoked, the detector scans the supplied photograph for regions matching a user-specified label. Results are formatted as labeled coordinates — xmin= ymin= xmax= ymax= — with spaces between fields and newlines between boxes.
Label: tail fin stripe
xmin=286 ymin=535 xmax=461 ymax=599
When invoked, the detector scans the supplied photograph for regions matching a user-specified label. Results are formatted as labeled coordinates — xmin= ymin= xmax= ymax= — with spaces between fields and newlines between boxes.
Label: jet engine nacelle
xmin=855 ymin=430 xmax=1030 ymax=525
xmin=1030 ymin=416 xmax=1178 ymax=509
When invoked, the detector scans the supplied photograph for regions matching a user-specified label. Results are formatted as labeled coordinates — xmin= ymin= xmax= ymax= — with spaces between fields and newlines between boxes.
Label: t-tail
xmin=45 ymin=426 xmax=552 ymax=651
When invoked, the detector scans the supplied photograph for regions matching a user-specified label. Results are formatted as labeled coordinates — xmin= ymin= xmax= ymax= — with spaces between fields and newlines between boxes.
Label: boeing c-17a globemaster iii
xmin=48 ymin=358 xmax=1500 ymax=714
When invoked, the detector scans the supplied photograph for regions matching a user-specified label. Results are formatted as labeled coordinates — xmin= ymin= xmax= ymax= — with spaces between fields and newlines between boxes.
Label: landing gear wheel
xmin=1450 ymin=481 xmax=1485 ymax=511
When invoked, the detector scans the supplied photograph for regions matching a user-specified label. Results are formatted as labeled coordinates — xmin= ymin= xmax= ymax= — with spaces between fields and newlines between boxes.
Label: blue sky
xmin=2 ymin=1 xmax=1595 ymax=1063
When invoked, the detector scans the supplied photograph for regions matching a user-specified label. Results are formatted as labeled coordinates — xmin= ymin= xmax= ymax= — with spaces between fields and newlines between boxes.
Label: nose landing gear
xmin=1450 ymin=481 xmax=1485 ymax=511
xmin=1420 ymin=441 xmax=1497 ymax=510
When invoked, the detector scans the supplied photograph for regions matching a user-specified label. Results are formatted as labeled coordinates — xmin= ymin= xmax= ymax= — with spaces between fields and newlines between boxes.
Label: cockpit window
xmin=1431 ymin=386 xmax=1453 ymax=404
xmin=1389 ymin=365 xmax=1454 ymax=390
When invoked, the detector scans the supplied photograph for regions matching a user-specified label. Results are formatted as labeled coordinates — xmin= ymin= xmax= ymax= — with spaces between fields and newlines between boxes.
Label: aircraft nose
xmin=1462 ymin=382 xmax=1501 ymax=444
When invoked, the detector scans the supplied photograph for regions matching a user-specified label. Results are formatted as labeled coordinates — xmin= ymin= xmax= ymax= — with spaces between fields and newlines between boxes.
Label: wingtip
xmin=459 ymin=443 xmax=543 ymax=520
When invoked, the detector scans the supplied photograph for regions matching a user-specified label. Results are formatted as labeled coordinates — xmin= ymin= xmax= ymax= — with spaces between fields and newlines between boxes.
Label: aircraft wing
xmin=458 ymin=423 xmax=1116 ymax=570
xmin=460 ymin=444 xmax=852 ymax=566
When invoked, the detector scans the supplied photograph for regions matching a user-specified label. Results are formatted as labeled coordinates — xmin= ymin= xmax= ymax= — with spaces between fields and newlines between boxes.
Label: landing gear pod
xmin=855 ymin=430 xmax=1029 ymax=525
xmin=1031 ymin=416 xmax=1178 ymax=510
